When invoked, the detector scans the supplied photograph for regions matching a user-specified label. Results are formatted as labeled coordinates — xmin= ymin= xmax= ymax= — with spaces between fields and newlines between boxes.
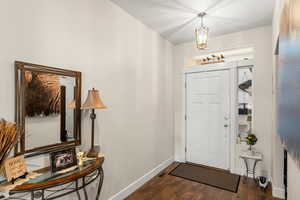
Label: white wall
xmin=173 ymin=26 xmax=273 ymax=177
xmin=272 ymin=0 xmax=285 ymax=198
xmin=0 ymin=0 xmax=174 ymax=199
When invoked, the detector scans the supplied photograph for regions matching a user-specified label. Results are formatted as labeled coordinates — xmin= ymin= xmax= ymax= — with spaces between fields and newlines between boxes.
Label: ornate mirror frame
xmin=15 ymin=61 xmax=82 ymax=157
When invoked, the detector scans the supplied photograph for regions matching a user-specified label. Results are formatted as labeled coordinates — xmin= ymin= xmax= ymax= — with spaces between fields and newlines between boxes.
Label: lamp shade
xmin=68 ymin=100 xmax=76 ymax=109
xmin=81 ymin=88 xmax=107 ymax=110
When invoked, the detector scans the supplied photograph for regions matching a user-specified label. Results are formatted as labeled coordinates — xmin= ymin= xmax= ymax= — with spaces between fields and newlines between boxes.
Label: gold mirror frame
xmin=14 ymin=61 xmax=82 ymax=157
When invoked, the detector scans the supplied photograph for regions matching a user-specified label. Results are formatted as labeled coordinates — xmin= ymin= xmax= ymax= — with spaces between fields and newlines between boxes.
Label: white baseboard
xmin=108 ymin=157 xmax=174 ymax=200
xmin=272 ymin=187 xmax=285 ymax=199
xmin=174 ymin=158 xmax=185 ymax=163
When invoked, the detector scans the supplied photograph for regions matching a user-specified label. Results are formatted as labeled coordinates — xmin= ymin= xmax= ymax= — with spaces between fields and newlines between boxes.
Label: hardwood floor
xmin=126 ymin=162 xmax=282 ymax=200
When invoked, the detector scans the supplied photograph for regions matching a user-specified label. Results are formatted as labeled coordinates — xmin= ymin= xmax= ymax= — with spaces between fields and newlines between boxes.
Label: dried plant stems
xmin=0 ymin=120 xmax=20 ymax=167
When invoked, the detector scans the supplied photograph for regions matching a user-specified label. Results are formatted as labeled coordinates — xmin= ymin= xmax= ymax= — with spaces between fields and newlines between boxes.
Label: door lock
xmin=224 ymin=124 xmax=229 ymax=127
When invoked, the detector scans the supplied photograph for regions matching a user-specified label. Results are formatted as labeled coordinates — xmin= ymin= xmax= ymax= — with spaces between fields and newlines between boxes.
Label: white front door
xmin=186 ymin=70 xmax=230 ymax=170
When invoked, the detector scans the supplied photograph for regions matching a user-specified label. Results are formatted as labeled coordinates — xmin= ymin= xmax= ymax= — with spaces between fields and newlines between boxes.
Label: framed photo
xmin=50 ymin=148 xmax=77 ymax=173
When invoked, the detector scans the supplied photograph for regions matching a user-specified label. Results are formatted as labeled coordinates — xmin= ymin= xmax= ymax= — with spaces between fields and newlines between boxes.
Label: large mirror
xmin=15 ymin=61 xmax=81 ymax=157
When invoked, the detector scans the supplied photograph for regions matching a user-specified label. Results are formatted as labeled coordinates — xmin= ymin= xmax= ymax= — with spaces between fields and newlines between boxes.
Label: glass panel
xmin=237 ymin=66 xmax=253 ymax=141
xmin=25 ymin=160 xmax=95 ymax=184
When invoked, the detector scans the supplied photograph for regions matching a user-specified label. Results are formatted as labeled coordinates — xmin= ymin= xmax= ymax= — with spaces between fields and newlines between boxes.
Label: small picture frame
xmin=50 ymin=148 xmax=77 ymax=173
xmin=2 ymin=155 xmax=28 ymax=182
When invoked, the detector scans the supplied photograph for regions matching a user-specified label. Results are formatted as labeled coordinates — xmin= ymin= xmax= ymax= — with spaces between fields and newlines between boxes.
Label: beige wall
xmin=0 ymin=0 xmax=174 ymax=199
xmin=173 ymin=26 xmax=273 ymax=178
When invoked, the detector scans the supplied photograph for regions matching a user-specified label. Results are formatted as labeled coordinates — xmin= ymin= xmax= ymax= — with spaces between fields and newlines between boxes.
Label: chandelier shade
xmin=195 ymin=12 xmax=209 ymax=50
xmin=195 ymin=26 xmax=209 ymax=50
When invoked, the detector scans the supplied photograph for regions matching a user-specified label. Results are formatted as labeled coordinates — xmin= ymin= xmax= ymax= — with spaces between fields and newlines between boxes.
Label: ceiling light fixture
xmin=195 ymin=12 xmax=209 ymax=50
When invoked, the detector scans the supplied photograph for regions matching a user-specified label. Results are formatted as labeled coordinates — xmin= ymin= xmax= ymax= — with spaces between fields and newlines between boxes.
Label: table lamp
xmin=81 ymin=88 xmax=107 ymax=157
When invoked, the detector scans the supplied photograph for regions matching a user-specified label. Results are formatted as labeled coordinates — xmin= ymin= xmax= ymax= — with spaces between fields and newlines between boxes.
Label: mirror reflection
xmin=24 ymin=70 xmax=76 ymax=150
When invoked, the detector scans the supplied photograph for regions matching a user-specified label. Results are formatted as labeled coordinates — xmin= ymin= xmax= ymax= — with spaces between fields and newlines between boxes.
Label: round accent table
xmin=0 ymin=157 xmax=104 ymax=200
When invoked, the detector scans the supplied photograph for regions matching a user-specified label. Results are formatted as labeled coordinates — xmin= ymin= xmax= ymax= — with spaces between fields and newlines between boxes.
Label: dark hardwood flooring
xmin=126 ymin=162 xmax=282 ymax=200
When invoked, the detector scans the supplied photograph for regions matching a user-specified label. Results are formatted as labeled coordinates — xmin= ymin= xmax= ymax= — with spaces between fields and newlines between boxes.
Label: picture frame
xmin=50 ymin=148 xmax=77 ymax=173
xmin=2 ymin=155 xmax=28 ymax=182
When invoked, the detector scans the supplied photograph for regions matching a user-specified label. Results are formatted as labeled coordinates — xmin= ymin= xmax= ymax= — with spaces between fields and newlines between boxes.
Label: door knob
xmin=224 ymin=124 xmax=229 ymax=127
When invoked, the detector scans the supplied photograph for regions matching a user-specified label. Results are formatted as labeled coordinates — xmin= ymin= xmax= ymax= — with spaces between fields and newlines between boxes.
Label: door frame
xmin=182 ymin=60 xmax=254 ymax=173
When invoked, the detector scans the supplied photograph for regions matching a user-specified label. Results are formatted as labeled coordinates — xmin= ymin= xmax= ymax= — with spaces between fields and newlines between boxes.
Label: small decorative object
xmin=238 ymin=103 xmax=249 ymax=115
xmin=239 ymin=80 xmax=252 ymax=95
xmin=2 ymin=155 xmax=28 ymax=183
xmin=196 ymin=54 xmax=225 ymax=65
xmin=77 ymin=151 xmax=86 ymax=166
xmin=247 ymin=115 xmax=252 ymax=122
xmin=0 ymin=120 xmax=20 ymax=167
xmin=258 ymin=176 xmax=268 ymax=189
xmin=50 ymin=148 xmax=77 ymax=173
xmin=246 ymin=134 xmax=257 ymax=152
xmin=98 ymin=152 xmax=105 ymax=158
xmin=81 ymin=88 xmax=107 ymax=157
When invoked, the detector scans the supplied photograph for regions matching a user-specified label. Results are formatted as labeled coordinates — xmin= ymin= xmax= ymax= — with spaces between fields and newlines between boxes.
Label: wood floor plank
xmin=126 ymin=162 xmax=283 ymax=200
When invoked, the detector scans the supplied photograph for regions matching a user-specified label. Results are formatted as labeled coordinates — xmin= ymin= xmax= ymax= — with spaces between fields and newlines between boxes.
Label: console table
xmin=0 ymin=157 xmax=104 ymax=200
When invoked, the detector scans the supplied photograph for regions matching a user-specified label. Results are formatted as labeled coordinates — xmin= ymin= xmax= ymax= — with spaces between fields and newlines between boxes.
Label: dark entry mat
xmin=169 ymin=163 xmax=240 ymax=193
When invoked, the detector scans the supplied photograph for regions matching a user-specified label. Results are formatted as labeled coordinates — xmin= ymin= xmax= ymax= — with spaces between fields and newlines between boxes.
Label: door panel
xmin=186 ymin=70 xmax=230 ymax=170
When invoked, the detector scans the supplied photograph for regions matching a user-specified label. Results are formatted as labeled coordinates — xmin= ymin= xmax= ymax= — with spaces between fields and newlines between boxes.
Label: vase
xmin=248 ymin=145 xmax=255 ymax=155
xmin=248 ymin=145 xmax=252 ymax=151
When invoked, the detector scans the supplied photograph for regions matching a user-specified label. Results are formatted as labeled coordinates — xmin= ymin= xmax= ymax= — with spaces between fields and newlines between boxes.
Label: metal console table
xmin=0 ymin=157 xmax=104 ymax=200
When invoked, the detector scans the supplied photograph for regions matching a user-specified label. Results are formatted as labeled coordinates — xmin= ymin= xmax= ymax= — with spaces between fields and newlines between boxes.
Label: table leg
xmin=242 ymin=158 xmax=249 ymax=179
xmin=76 ymin=191 xmax=82 ymax=200
xmin=31 ymin=191 xmax=34 ymax=200
xmin=41 ymin=190 xmax=45 ymax=200
xmin=76 ymin=180 xmax=81 ymax=200
xmin=253 ymin=160 xmax=260 ymax=179
xmin=83 ymin=188 xmax=88 ymax=200
xmin=95 ymin=167 xmax=104 ymax=200
xmin=83 ymin=177 xmax=89 ymax=200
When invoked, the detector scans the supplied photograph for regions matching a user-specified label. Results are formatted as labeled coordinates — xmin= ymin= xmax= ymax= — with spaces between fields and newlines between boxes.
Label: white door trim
xmin=182 ymin=60 xmax=254 ymax=173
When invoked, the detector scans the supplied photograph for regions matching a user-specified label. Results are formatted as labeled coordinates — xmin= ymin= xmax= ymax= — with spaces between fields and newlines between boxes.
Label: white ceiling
xmin=110 ymin=0 xmax=275 ymax=44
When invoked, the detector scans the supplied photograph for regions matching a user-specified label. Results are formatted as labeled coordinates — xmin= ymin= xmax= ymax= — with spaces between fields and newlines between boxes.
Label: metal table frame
xmin=240 ymin=152 xmax=262 ymax=180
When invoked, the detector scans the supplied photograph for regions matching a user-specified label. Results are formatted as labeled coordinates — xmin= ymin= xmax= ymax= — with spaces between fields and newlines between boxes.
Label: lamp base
xmin=87 ymin=148 xmax=98 ymax=158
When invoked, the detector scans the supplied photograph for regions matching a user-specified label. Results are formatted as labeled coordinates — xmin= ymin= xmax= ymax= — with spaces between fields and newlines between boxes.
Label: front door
xmin=186 ymin=69 xmax=230 ymax=170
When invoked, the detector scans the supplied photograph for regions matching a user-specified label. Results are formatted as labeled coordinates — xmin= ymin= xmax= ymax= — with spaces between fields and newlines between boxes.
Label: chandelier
xmin=195 ymin=12 xmax=209 ymax=50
